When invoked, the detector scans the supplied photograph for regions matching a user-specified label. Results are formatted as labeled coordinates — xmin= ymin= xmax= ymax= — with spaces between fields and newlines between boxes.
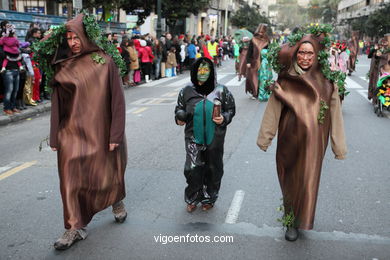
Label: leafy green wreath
xmin=266 ymin=23 xmax=348 ymax=97
xmin=32 ymin=12 xmax=126 ymax=92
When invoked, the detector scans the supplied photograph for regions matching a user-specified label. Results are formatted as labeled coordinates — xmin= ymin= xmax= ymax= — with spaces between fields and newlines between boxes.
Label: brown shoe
xmin=112 ymin=201 xmax=127 ymax=223
xmin=202 ymin=204 xmax=214 ymax=211
xmin=54 ymin=229 xmax=87 ymax=250
xmin=186 ymin=204 xmax=197 ymax=213
xmin=4 ymin=110 xmax=13 ymax=115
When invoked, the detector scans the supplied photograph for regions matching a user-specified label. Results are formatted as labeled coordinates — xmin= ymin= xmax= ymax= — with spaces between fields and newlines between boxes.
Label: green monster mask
xmin=197 ymin=61 xmax=211 ymax=85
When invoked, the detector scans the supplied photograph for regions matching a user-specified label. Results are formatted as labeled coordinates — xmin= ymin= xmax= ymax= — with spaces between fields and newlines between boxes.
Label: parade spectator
xmin=166 ymin=46 xmax=177 ymax=77
xmin=0 ymin=24 xmax=24 ymax=73
xmin=138 ymin=39 xmax=154 ymax=83
xmin=152 ymin=38 xmax=162 ymax=80
xmin=120 ymin=38 xmax=131 ymax=86
xmin=187 ymin=39 xmax=197 ymax=66
xmin=127 ymin=39 xmax=139 ymax=86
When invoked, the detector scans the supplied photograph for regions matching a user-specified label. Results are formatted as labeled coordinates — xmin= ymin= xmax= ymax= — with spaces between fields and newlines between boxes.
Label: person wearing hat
xmin=175 ymin=57 xmax=235 ymax=213
xmin=257 ymin=31 xmax=347 ymax=241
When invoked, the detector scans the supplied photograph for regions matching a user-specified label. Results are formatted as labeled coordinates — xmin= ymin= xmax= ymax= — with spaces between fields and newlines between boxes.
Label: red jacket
xmin=138 ymin=46 xmax=154 ymax=63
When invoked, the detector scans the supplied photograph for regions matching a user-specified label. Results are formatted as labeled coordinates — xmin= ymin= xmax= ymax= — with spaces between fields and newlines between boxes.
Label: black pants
xmin=183 ymin=139 xmax=224 ymax=206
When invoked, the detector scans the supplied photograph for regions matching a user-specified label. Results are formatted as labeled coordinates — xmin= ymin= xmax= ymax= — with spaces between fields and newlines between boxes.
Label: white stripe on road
xmin=359 ymin=76 xmax=368 ymax=82
xmin=225 ymin=190 xmax=245 ymax=224
xmin=357 ymin=90 xmax=370 ymax=103
xmin=225 ymin=76 xmax=245 ymax=87
xmin=346 ymin=77 xmax=363 ymax=89
xmin=141 ymin=77 xmax=173 ymax=87
xmin=0 ymin=162 xmax=21 ymax=174
xmin=126 ymin=107 xmax=139 ymax=114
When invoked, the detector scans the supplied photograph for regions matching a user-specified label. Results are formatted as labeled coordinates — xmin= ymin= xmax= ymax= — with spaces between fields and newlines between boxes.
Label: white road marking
xmin=0 ymin=161 xmax=37 ymax=181
xmin=360 ymin=76 xmax=368 ymax=82
xmin=0 ymin=162 xmax=21 ymax=174
xmin=161 ymin=92 xmax=179 ymax=97
xmin=225 ymin=76 xmax=245 ymax=87
xmin=126 ymin=107 xmax=139 ymax=114
xmin=357 ymin=90 xmax=370 ymax=103
xmin=141 ymin=77 xmax=173 ymax=87
xmin=131 ymin=98 xmax=176 ymax=105
xmin=345 ymin=77 xmax=363 ymax=89
xmin=225 ymin=190 xmax=245 ymax=224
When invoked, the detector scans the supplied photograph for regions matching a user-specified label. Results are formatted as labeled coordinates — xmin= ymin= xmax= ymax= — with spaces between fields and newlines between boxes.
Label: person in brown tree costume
xmin=238 ymin=36 xmax=250 ymax=81
xmin=48 ymin=14 xmax=128 ymax=250
xmin=257 ymin=33 xmax=347 ymax=241
xmin=368 ymin=34 xmax=390 ymax=102
xmin=245 ymin=24 xmax=269 ymax=99
xmin=347 ymin=31 xmax=359 ymax=76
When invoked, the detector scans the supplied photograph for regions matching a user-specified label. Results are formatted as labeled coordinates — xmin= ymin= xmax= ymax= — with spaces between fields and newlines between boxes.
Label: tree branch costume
xmin=49 ymin=14 xmax=127 ymax=230
xmin=175 ymin=57 xmax=235 ymax=207
xmin=257 ymin=34 xmax=347 ymax=230
xmin=238 ymin=37 xmax=250 ymax=80
xmin=245 ymin=24 xmax=269 ymax=98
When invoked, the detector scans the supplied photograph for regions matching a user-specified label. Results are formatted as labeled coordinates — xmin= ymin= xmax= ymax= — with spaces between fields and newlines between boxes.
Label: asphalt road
xmin=0 ymin=56 xmax=389 ymax=260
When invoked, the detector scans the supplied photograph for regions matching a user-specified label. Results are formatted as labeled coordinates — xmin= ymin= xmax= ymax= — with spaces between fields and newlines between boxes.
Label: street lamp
xmin=156 ymin=0 xmax=162 ymax=38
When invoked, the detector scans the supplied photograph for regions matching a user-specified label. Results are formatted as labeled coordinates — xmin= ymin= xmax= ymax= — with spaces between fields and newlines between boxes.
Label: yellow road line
xmin=0 ymin=161 xmax=37 ymax=181
xmin=132 ymin=107 xmax=148 ymax=114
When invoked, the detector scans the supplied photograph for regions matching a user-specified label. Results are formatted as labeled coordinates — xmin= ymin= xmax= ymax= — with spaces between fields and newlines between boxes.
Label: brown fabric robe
xmin=257 ymin=35 xmax=347 ymax=230
xmin=245 ymin=24 xmax=269 ymax=97
xmin=348 ymin=31 xmax=359 ymax=73
xmin=238 ymin=46 xmax=248 ymax=79
xmin=49 ymin=14 xmax=127 ymax=230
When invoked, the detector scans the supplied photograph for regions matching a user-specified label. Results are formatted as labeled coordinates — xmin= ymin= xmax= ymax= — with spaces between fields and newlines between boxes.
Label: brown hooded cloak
xmin=238 ymin=41 xmax=249 ymax=79
xmin=257 ymin=34 xmax=347 ymax=230
xmin=49 ymin=14 xmax=127 ymax=230
xmin=348 ymin=31 xmax=359 ymax=74
xmin=245 ymin=24 xmax=269 ymax=97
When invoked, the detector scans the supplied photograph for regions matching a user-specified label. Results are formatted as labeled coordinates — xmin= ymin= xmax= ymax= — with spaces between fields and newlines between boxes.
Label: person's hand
xmin=213 ymin=116 xmax=224 ymax=125
xmin=109 ymin=143 xmax=119 ymax=151
xmin=177 ymin=120 xmax=186 ymax=126
xmin=246 ymin=63 xmax=251 ymax=68
xmin=51 ymin=147 xmax=57 ymax=151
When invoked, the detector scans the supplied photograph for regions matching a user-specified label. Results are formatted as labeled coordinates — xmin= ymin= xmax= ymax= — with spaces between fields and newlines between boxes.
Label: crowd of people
xmin=0 ymin=21 xmax=48 ymax=115
xmin=115 ymin=32 xmax=237 ymax=86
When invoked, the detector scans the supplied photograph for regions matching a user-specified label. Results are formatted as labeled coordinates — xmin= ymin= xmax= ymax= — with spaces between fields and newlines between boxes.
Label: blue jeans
xmin=2 ymin=69 xmax=20 ymax=110
xmin=154 ymin=58 xmax=161 ymax=79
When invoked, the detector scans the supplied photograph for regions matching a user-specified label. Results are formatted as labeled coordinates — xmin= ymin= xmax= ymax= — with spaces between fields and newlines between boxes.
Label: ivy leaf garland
xmin=32 ymin=24 xmax=67 ymax=92
xmin=32 ymin=12 xmax=126 ymax=92
xmin=318 ymin=100 xmax=329 ymax=124
xmin=267 ymin=23 xmax=348 ymax=98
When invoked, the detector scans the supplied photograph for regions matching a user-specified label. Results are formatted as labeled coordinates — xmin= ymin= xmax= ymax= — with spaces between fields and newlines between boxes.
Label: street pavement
xmin=0 ymin=56 xmax=389 ymax=260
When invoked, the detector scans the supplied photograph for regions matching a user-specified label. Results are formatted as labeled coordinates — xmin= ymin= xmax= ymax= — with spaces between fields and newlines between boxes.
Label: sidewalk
xmin=0 ymin=100 xmax=51 ymax=126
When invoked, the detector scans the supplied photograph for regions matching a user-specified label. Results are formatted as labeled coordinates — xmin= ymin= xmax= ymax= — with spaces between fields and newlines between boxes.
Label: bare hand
xmin=246 ymin=63 xmax=251 ymax=68
xmin=109 ymin=143 xmax=119 ymax=151
xmin=177 ymin=120 xmax=186 ymax=126
xmin=51 ymin=147 xmax=57 ymax=151
xmin=213 ymin=116 xmax=224 ymax=125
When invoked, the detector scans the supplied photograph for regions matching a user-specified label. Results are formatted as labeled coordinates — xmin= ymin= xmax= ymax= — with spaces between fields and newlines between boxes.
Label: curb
xmin=0 ymin=101 xmax=52 ymax=127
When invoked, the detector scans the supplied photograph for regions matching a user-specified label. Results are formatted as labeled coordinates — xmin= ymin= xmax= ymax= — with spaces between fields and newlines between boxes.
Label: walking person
xmin=36 ymin=14 xmax=128 ymax=250
xmin=175 ymin=57 xmax=235 ymax=212
xmin=257 ymin=33 xmax=347 ymax=241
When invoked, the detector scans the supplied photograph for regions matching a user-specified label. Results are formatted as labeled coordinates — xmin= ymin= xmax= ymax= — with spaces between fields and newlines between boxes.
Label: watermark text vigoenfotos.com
xmin=154 ymin=234 xmax=234 ymax=245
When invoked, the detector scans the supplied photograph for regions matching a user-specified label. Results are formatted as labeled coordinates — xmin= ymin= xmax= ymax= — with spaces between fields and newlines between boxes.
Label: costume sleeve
xmin=109 ymin=59 xmax=126 ymax=144
xmin=257 ymin=92 xmax=283 ymax=151
xmin=220 ymin=86 xmax=236 ymax=127
xmin=246 ymin=41 xmax=254 ymax=64
xmin=330 ymin=84 xmax=347 ymax=159
xmin=50 ymin=86 xmax=60 ymax=148
xmin=174 ymin=88 xmax=188 ymax=124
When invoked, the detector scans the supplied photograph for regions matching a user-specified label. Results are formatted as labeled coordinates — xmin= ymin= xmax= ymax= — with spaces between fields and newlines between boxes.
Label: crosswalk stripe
xmin=346 ymin=77 xmax=363 ymax=89
xmin=225 ymin=76 xmax=245 ymax=87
